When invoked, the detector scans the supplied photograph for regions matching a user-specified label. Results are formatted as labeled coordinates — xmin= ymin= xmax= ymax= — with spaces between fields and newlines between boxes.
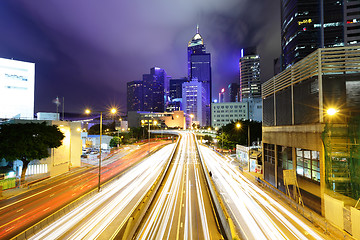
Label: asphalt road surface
xmin=134 ymin=132 xmax=223 ymax=239
xmin=200 ymin=145 xmax=330 ymax=240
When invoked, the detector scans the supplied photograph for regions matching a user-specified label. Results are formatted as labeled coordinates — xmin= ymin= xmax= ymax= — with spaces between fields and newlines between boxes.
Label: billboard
xmin=0 ymin=57 xmax=35 ymax=119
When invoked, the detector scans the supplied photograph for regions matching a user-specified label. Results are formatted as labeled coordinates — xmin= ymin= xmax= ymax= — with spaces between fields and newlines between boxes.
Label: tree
xmin=0 ymin=122 xmax=65 ymax=184
xmin=110 ymin=136 xmax=121 ymax=148
xmin=203 ymin=135 xmax=213 ymax=145
xmin=217 ymin=120 xmax=262 ymax=149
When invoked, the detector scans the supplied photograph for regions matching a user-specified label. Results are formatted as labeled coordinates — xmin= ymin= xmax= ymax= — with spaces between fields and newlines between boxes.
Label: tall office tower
xmin=143 ymin=67 xmax=167 ymax=112
xmin=127 ymin=80 xmax=143 ymax=112
xmin=281 ymin=0 xmax=346 ymax=69
xmin=188 ymin=25 xmax=212 ymax=126
xmin=239 ymin=47 xmax=261 ymax=101
xmin=228 ymin=83 xmax=240 ymax=102
xmin=182 ymin=80 xmax=206 ymax=126
xmin=344 ymin=1 xmax=360 ymax=45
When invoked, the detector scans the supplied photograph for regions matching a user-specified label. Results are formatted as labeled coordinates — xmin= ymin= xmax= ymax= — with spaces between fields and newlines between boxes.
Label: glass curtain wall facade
xmin=281 ymin=0 xmax=345 ymax=69
xmin=188 ymin=26 xmax=212 ymax=126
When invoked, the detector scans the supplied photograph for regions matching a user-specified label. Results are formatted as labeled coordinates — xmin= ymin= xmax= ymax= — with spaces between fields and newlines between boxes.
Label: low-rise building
xmin=2 ymin=119 xmax=82 ymax=179
xmin=211 ymin=102 xmax=248 ymax=128
xmin=127 ymin=111 xmax=186 ymax=129
xmin=262 ymin=46 xmax=360 ymax=219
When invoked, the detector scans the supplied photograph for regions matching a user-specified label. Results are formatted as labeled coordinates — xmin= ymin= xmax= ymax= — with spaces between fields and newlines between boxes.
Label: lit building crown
xmin=188 ymin=25 xmax=204 ymax=47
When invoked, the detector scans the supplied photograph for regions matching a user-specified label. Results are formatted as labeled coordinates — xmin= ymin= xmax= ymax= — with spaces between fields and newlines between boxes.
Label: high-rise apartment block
xmin=188 ymin=26 xmax=212 ymax=126
xmin=239 ymin=47 xmax=261 ymax=101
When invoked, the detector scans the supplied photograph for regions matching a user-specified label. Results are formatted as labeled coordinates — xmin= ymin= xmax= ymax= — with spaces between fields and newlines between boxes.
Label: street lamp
xmin=327 ymin=108 xmax=338 ymax=116
xmin=236 ymin=122 xmax=250 ymax=146
xmin=85 ymin=107 xmax=116 ymax=192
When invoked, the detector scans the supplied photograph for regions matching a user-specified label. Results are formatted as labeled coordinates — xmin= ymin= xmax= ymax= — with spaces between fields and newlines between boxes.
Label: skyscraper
xmin=143 ymin=67 xmax=167 ymax=112
xmin=239 ymin=47 xmax=261 ymax=101
xmin=344 ymin=0 xmax=360 ymax=45
xmin=281 ymin=0 xmax=348 ymax=69
xmin=182 ymin=80 xmax=206 ymax=127
xmin=188 ymin=25 xmax=212 ymax=126
xmin=127 ymin=80 xmax=143 ymax=112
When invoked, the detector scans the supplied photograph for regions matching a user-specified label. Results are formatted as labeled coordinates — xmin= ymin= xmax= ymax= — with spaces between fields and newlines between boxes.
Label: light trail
xmin=200 ymin=145 xmax=326 ymax=240
xmin=29 ymin=144 xmax=175 ymax=240
xmin=135 ymin=132 xmax=220 ymax=239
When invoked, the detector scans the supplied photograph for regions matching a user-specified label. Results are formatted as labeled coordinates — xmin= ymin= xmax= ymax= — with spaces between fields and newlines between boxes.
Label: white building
xmin=182 ymin=80 xmax=206 ymax=127
xmin=242 ymin=97 xmax=262 ymax=122
xmin=211 ymin=102 xmax=248 ymax=128
xmin=9 ymin=119 xmax=82 ymax=179
xmin=0 ymin=57 xmax=35 ymax=120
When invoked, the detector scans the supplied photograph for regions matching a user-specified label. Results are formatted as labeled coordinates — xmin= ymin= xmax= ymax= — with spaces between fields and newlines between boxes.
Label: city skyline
xmin=0 ymin=0 xmax=281 ymax=114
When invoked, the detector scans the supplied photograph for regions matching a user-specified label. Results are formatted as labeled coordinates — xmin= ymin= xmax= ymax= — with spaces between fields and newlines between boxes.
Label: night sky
xmin=0 ymin=0 xmax=280 ymax=114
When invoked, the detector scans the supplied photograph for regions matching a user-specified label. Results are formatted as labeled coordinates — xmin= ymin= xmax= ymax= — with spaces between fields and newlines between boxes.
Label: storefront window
xmin=296 ymin=148 xmax=320 ymax=182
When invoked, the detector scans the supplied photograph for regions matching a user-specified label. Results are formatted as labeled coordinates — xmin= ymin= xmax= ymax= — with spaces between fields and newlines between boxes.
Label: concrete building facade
xmin=211 ymin=102 xmax=249 ymax=128
xmin=262 ymin=46 xmax=360 ymax=218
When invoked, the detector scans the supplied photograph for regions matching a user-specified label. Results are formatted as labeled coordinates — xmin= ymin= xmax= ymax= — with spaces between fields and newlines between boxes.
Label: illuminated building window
xmin=296 ymin=148 xmax=320 ymax=182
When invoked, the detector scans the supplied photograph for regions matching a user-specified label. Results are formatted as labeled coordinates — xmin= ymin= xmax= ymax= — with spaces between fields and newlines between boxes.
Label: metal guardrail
xmin=194 ymin=134 xmax=234 ymax=240
xmin=114 ymin=132 xmax=180 ymax=240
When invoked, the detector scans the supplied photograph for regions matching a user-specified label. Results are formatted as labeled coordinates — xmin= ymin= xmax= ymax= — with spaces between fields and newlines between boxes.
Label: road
xmin=134 ymin=132 xmax=223 ymax=239
xmin=0 ymin=141 xmax=168 ymax=240
xmin=28 ymin=143 xmax=176 ymax=240
xmin=199 ymin=145 xmax=329 ymax=240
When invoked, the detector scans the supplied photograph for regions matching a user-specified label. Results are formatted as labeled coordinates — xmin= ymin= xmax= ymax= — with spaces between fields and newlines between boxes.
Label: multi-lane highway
xmin=0 ymin=142 xmax=168 ymax=240
xmin=28 ymin=143 xmax=176 ymax=240
xmin=134 ymin=132 xmax=222 ymax=239
xmin=1 ymin=131 xmax=335 ymax=240
xmin=200 ymin=145 xmax=328 ymax=240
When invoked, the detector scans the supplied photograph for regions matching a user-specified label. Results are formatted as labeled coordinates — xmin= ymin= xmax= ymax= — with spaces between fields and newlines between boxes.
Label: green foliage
xmin=203 ymin=135 xmax=213 ymax=145
xmin=217 ymin=120 xmax=262 ymax=150
xmin=88 ymin=122 xmax=116 ymax=135
xmin=0 ymin=122 xmax=64 ymax=161
xmin=0 ymin=122 xmax=65 ymax=183
xmin=110 ymin=136 xmax=120 ymax=148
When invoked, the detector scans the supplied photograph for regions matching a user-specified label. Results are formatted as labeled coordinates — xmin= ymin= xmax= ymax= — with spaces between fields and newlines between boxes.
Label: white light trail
xmin=200 ymin=145 xmax=325 ymax=240
xmin=29 ymin=144 xmax=175 ymax=240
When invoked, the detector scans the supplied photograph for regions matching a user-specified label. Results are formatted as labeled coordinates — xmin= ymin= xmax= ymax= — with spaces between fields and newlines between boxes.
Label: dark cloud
xmin=0 ymin=0 xmax=280 ymax=113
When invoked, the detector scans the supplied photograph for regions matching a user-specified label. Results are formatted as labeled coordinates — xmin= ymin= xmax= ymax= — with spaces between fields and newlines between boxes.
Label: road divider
xmin=112 ymin=133 xmax=181 ymax=240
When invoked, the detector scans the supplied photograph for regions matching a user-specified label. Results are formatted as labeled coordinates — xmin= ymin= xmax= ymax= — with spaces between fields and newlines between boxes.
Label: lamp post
xmin=236 ymin=122 xmax=250 ymax=146
xmin=85 ymin=108 xmax=116 ymax=192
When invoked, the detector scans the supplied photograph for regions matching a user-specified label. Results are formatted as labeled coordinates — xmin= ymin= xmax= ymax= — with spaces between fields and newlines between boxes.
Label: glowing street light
xmin=236 ymin=123 xmax=241 ymax=129
xmin=327 ymin=108 xmax=338 ymax=116
xmin=85 ymin=108 xmax=116 ymax=192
